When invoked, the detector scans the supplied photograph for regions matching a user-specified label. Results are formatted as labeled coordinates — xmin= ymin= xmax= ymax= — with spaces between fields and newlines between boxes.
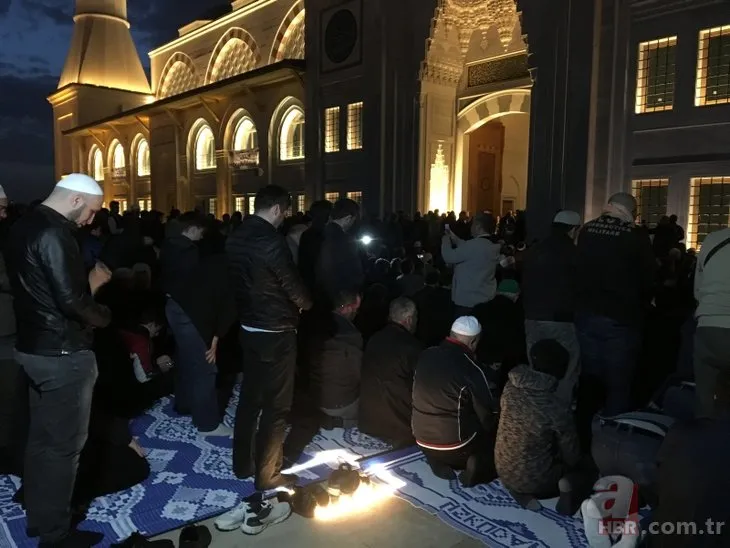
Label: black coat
xmin=316 ymin=223 xmax=364 ymax=300
xmin=359 ymin=323 xmax=423 ymax=444
xmin=309 ymin=313 xmax=363 ymax=409
xmin=412 ymin=285 xmax=453 ymax=348
xmin=522 ymin=230 xmax=577 ymax=322
xmin=226 ymin=215 xmax=311 ymax=331
xmin=298 ymin=224 xmax=326 ymax=293
xmin=159 ymin=234 xmax=199 ymax=302
xmin=412 ymin=339 xmax=499 ymax=450
xmin=6 ymin=205 xmax=110 ymax=355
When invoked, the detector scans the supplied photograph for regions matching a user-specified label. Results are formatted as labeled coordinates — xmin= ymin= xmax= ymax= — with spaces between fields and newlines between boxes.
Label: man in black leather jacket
xmin=6 ymin=174 xmax=111 ymax=548
xmin=226 ymin=185 xmax=312 ymax=491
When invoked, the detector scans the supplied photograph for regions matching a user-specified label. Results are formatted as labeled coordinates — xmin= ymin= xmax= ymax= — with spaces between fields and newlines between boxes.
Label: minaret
xmin=58 ymin=0 xmax=150 ymax=93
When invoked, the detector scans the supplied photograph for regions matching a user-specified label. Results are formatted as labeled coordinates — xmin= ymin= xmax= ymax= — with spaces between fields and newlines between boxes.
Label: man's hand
xmin=89 ymin=262 xmax=112 ymax=295
xmin=129 ymin=438 xmax=145 ymax=459
xmin=205 ymin=336 xmax=219 ymax=364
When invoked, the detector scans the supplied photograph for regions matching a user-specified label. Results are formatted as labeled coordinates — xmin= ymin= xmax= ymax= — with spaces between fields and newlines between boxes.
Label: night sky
xmin=0 ymin=0 xmax=229 ymax=203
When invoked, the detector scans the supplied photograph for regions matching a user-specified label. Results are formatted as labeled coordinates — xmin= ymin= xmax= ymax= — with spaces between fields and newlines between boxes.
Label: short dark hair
xmin=254 ymin=185 xmax=291 ymax=213
xmin=331 ymin=198 xmax=360 ymax=221
xmin=178 ymin=211 xmax=206 ymax=231
xmin=310 ymin=200 xmax=333 ymax=224
xmin=425 ymin=269 xmax=440 ymax=286
xmin=530 ymin=339 xmax=570 ymax=380
xmin=473 ymin=212 xmax=496 ymax=234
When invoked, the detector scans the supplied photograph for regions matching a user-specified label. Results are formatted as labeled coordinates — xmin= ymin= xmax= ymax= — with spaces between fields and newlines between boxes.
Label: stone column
xmin=520 ymin=0 xmax=601 ymax=239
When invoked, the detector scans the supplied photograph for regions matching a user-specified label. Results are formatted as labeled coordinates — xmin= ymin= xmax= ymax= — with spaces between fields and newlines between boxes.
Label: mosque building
xmin=49 ymin=0 xmax=730 ymax=241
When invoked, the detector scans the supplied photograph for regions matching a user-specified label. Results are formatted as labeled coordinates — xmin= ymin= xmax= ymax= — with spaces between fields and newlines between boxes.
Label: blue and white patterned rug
xmin=379 ymin=450 xmax=589 ymax=548
xmin=0 ymin=389 xmax=390 ymax=548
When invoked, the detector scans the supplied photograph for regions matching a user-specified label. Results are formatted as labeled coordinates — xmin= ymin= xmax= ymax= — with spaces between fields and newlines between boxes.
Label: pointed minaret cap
xmin=58 ymin=0 xmax=151 ymax=94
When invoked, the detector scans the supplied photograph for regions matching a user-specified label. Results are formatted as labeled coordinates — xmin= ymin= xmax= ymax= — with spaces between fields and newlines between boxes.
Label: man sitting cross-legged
xmin=359 ymin=297 xmax=423 ymax=446
xmin=412 ymin=316 xmax=499 ymax=487
xmin=495 ymin=339 xmax=595 ymax=514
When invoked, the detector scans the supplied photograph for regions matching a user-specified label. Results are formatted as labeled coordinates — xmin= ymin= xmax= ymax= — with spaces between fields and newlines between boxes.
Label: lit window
xmin=209 ymin=198 xmax=218 ymax=216
xmin=111 ymin=141 xmax=126 ymax=179
xmin=297 ymin=194 xmax=306 ymax=212
xmin=688 ymin=176 xmax=730 ymax=248
xmin=233 ymin=117 xmax=258 ymax=152
xmin=346 ymin=191 xmax=363 ymax=206
xmin=137 ymin=198 xmax=152 ymax=211
xmin=248 ymin=194 xmax=256 ymax=215
xmin=635 ymin=37 xmax=677 ymax=114
xmin=324 ymin=106 xmax=340 ymax=153
xmin=235 ymin=196 xmax=245 ymax=213
xmin=347 ymin=102 xmax=363 ymax=150
xmin=696 ymin=26 xmax=730 ymax=106
xmin=279 ymin=106 xmax=305 ymax=161
xmin=325 ymin=192 xmax=340 ymax=203
xmin=195 ymin=125 xmax=216 ymax=171
xmin=118 ymin=199 xmax=128 ymax=212
xmin=137 ymin=139 xmax=150 ymax=177
xmin=631 ymin=179 xmax=668 ymax=228
xmin=90 ymin=147 xmax=104 ymax=182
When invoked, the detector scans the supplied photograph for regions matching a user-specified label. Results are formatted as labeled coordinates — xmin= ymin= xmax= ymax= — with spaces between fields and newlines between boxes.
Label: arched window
xmin=233 ymin=118 xmax=258 ymax=152
xmin=195 ymin=125 xmax=216 ymax=171
xmin=136 ymin=139 xmax=151 ymax=177
xmin=90 ymin=147 xmax=104 ymax=181
xmin=279 ymin=107 xmax=305 ymax=161
xmin=111 ymin=141 xmax=125 ymax=178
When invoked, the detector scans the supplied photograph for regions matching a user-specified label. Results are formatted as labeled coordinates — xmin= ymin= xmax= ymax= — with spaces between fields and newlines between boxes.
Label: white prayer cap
xmin=0 ymin=185 xmax=6 ymax=199
xmin=56 ymin=173 xmax=103 ymax=196
xmin=553 ymin=210 xmax=582 ymax=226
xmin=451 ymin=316 xmax=482 ymax=337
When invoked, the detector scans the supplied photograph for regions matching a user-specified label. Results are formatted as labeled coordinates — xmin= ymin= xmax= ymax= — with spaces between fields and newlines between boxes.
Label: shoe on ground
xmin=508 ymin=489 xmax=543 ymax=511
xmin=241 ymin=498 xmax=292 ymax=535
xmin=111 ymin=532 xmax=174 ymax=547
xmin=179 ymin=525 xmax=212 ymax=548
xmin=199 ymin=424 xmax=233 ymax=438
xmin=254 ymin=473 xmax=299 ymax=492
xmin=39 ymin=530 xmax=104 ymax=548
xmin=215 ymin=493 xmax=261 ymax=531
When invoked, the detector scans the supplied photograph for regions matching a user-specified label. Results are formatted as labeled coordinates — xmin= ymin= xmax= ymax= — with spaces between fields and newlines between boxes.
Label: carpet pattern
xmin=382 ymin=450 xmax=589 ymax=548
xmin=0 ymin=389 xmax=390 ymax=548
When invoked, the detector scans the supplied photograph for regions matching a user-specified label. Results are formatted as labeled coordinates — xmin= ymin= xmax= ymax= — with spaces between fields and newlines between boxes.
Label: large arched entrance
xmin=418 ymin=0 xmax=531 ymax=215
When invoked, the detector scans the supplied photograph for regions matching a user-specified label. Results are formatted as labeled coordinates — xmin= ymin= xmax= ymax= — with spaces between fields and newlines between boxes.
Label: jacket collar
xmin=444 ymin=337 xmax=475 ymax=358
xmin=37 ymin=204 xmax=76 ymax=231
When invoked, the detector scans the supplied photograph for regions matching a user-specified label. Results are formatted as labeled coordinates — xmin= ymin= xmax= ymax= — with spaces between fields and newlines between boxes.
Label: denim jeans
xmin=525 ymin=320 xmax=581 ymax=405
xmin=14 ymin=349 xmax=97 ymax=544
xmin=234 ymin=329 xmax=297 ymax=489
xmin=165 ymin=299 xmax=219 ymax=432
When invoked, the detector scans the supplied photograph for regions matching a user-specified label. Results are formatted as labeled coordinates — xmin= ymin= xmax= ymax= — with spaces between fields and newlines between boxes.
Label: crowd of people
xmin=0 ymin=174 xmax=727 ymax=548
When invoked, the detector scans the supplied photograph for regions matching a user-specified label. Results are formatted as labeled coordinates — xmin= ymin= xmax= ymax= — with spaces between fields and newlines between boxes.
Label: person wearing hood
xmin=495 ymin=339 xmax=592 ymax=515
xmin=575 ymin=193 xmax=656 ymax=445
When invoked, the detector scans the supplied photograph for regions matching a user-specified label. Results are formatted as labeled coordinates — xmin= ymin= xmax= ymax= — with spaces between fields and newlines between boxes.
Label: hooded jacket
xmin=495 ymin=365 xmax=581 ymax=495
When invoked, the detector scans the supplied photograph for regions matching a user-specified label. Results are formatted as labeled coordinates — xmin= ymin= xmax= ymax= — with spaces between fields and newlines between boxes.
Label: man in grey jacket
xmin=694 ymin=226 xmax=730 ymax=417
xmin=442 ymin=212 xmax=501 ymax=316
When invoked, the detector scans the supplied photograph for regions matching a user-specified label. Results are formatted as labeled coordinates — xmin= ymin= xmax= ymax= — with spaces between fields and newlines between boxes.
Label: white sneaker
xmin=215 ymin=500 xmax=252 ymax=531
xmin=241 ymin=499 xmax=292 ymax=535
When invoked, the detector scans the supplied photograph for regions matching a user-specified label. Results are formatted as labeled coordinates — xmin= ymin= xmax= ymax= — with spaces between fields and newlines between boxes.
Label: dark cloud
xmin=0 ymin=0 xmax=11 ymax=17
xmin=19 ymin=0 xmax=72 ymax=26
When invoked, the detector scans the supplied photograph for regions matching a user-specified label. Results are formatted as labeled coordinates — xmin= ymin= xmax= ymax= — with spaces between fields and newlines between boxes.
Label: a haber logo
xmin=582 ymin=476 xmax=641 ymax=547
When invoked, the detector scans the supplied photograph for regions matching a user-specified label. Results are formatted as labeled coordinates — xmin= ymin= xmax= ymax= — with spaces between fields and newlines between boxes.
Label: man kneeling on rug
xmin=495 ymin=339 xmax=596 ymax=514
xmin=412 ymin=316 xmax=500 ymax=487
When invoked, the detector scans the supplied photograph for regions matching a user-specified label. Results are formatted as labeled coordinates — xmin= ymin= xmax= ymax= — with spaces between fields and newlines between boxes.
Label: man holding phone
xmin=6 ymin=174 xmax=112 ymax=548
xmin=442 ymin=212 xmax=502 ymax=317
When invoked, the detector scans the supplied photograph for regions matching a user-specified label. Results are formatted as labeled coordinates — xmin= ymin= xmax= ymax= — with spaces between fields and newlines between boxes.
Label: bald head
xmin=44 ymin=174 xmax=104 ymax=227
xmin=389 ymin=297 xmax=417 ymax=333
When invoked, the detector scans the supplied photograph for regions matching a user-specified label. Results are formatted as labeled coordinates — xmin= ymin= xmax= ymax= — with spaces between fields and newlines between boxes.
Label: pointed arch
xmin=132 ymin=133 xmax=151 ymax=177
xmin=270 ymin=1 xmax=305 ymax=63
xmin=206 ymin=27 xmax=260 ymax=84
xmin=158 ymin=52 xmax=198 ymax=99
xmin=457 ymin=89 xmax=531 ymax=133
xmin=108 ymin=139 xmax=126 ymax=179
xmin=188 ymin=119 xmax=217 ymax=172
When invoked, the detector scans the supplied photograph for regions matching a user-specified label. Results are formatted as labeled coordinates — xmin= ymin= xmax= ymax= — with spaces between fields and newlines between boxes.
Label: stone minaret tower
xmin=48 ymin=0 xmax=151 ymax=184
xmin=58 ymin=0 xmax=150 ymax=92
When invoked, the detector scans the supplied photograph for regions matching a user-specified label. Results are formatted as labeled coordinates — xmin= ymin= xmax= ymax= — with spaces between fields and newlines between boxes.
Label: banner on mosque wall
xmin=230 ymin=149 xmax=260 ymax=170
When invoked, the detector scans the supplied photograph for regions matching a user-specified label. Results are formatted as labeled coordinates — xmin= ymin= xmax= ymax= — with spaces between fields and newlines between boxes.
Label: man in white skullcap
xmin=5 ymin=174 xmax=111 ymax=547
xmin=411 ymin=316 xmax=500 ymax=487
xmin=521 ymin=209 xmax=582 ymax=407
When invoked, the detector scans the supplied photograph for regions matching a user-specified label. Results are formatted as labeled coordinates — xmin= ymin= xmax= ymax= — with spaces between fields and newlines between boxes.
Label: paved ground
xmin=154 ymin=496 xmax=483 ymax=547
